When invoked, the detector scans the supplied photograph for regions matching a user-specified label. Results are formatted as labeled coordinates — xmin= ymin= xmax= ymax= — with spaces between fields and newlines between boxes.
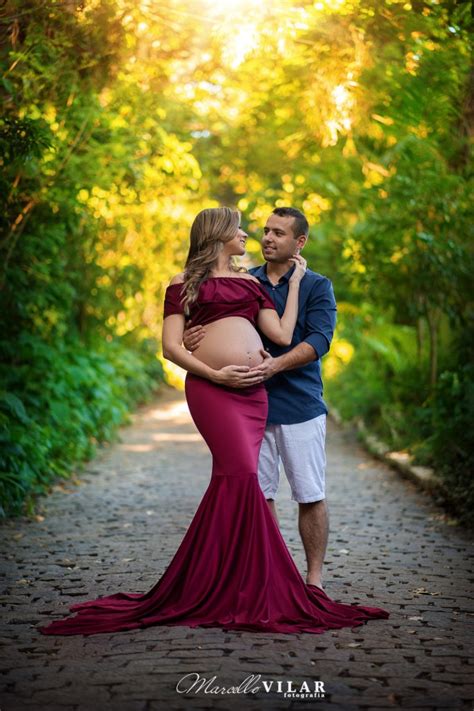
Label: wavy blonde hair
xmin=182 ymin=207 xmax=245 ymax=315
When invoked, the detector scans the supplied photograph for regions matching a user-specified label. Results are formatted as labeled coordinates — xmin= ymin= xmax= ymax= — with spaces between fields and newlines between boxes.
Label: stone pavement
xmin=1 ymin=386 xmax=473 ymax=711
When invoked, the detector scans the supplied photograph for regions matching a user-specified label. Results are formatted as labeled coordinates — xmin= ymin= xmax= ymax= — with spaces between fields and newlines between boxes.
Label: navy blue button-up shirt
xmin=249 ymin=264 xmax=337 ymax=425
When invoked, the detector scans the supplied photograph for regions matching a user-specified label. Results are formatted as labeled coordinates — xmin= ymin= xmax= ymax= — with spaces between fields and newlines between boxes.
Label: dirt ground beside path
xmin=1 ymin=386 xmax=473 ymax=711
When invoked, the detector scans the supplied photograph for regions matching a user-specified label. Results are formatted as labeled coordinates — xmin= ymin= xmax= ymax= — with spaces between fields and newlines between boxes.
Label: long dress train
xmin=38 ymin=373 xmax=389 ymax=636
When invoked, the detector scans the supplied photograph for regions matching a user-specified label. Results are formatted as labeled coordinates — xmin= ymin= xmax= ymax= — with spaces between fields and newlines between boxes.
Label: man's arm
xmin=276 ymin=342 xmax=318 ymax=369
xmin=251 ymin=277 xmax=337 ymax=380
xmin=182 ymin=323 xmax=205 ymax=351
xmin=303 ymin=276 xmax=337 ymax=360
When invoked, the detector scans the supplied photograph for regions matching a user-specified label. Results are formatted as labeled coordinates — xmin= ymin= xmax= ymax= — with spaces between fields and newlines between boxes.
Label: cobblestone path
xmin=1 ymin=387 xmax=473 ymax=711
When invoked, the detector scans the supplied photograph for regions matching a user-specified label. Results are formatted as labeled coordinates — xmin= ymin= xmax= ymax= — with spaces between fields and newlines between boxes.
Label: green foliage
xmin=350 ymin=137 xmax=472 ymax=329
xmin=0 ymin=0 xmax=172 ymax=517
xmin=325 ymin=307 xmax=426 ymax=443
xmin=414 ymin=348 xmax=474 ymax=527
xmin=325 ymin=308 xmax=474 ymax=526
xmin=0 ymin=117 xmax=53 ymax=162
xmin=0 ymin=334 xmax=163 ymax=517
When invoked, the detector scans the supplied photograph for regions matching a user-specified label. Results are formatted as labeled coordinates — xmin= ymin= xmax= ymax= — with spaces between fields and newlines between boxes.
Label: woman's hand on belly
xmin=211 ymin=364 xmax=265 ymax=388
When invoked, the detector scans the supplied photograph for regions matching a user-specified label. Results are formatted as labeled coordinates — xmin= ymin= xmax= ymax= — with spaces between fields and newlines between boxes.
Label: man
xmin=184 ymin=207 xmax=337 ymax=590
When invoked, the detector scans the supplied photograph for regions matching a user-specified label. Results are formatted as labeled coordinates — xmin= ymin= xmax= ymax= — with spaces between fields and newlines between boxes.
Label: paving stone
xmin=1 ymin=388 xmax=473 ymax=710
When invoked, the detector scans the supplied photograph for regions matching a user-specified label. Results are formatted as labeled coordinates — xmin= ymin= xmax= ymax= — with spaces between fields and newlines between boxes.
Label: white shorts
xmin=257 ymin=415 xmax=327 ymax=504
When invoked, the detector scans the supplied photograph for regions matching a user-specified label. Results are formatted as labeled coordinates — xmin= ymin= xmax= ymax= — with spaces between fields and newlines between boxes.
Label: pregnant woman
xmin=39 ymin=207 xmax=389 ymax=636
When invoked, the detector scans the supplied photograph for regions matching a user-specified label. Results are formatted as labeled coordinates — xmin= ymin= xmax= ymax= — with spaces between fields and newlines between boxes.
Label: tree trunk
xmin=449 ymin=62 xmax=473 ymax=173
xmin=416 ymin=294 xmax=425 ymax=364
xmin=426 ymin=307 xmax=441 ymax=389
xmin=416 ymin=318 xmax=424 ymax=364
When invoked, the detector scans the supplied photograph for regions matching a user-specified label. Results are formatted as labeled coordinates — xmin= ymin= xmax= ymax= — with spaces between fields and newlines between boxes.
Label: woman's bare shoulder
xmin=169 ymin=273 xmax=185 ymax=285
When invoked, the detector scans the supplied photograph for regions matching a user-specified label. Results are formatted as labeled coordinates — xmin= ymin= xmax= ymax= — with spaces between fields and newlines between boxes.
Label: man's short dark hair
xmin=272 ymin=207 xmax=309 ymax=238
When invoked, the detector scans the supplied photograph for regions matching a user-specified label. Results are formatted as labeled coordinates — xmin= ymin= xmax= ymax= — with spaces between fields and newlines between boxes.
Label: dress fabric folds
xmin=38 ymin=373 xmax=389 ymax=637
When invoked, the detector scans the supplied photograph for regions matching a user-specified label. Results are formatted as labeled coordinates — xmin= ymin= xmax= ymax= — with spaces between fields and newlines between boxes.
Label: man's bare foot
xmin=306 ymin=576 xmax=324 ymax=591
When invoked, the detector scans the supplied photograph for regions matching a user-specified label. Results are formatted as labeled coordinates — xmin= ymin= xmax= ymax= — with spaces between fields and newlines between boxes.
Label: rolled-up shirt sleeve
xmin=303 ymin=277 xmax=337 ymax=359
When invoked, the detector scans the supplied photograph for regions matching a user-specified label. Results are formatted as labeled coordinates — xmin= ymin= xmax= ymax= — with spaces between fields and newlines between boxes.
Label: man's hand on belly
xmin=249 ymin=343 xmax=318 ymax=380
xmin=248 ymin=349 xmax=281 ymax=381
xmin=182 ymin=324 xmax=205 ymax=351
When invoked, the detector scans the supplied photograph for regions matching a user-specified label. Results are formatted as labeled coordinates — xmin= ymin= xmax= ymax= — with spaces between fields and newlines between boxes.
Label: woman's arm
xmin=257 ymin=255 xmax=307 ymax=346
xmin=162 ymin=313 xmax=262 ymax=387
xmin=163 ymin=314 xmax=217 ymax=379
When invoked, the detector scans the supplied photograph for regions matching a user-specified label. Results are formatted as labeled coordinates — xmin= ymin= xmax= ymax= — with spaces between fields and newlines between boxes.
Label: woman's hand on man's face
xmin=288 ymin=253 xmax=307 ymax=284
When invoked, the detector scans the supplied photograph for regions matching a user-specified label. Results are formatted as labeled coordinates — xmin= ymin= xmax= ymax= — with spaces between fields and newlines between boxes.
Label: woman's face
xmin=222 ymin=225 xmax=248 ymax=256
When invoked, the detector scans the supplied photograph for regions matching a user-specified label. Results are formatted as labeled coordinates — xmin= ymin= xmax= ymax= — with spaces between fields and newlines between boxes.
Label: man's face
xmin=262 ymin=214 xmax=306 ymax=263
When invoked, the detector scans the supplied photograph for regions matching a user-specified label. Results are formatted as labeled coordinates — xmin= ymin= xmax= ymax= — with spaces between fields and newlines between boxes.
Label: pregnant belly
xmin=192 ymin=317 xmax=265 ymax=369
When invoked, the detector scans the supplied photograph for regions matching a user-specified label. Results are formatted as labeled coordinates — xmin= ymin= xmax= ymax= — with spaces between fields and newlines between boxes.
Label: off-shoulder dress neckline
xmin=167 ymin=276 xmax=260 ymax=287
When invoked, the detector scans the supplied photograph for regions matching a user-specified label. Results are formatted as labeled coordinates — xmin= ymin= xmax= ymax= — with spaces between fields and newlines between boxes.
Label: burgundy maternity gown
xmin=38 ymin=277 xmax=389 ymax=636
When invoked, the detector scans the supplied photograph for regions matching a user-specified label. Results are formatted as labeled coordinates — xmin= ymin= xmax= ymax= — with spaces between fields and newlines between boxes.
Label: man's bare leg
xmin=299 ymin=499 xmax=329 ymax=589
xmin=266 ymin=498 xmax=279 ymax=526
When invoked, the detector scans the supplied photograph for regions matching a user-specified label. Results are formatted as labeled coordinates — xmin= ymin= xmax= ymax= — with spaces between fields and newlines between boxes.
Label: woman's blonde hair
xmin=182 ymin=207 xmax=244 ymax=315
